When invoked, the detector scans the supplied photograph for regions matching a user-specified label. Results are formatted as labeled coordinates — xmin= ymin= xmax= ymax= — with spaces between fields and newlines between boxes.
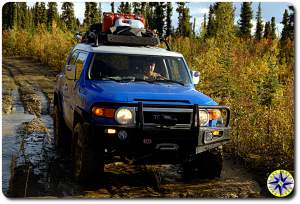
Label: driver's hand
xmin=156 ymin=74 xmax=167 ymax=80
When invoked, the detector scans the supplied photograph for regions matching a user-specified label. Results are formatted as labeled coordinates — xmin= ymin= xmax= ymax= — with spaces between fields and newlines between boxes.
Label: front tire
xmin=72 ymin=122 xmax=104 ymax=182
xmin=53 ymin=104 xmax=69 ymax=148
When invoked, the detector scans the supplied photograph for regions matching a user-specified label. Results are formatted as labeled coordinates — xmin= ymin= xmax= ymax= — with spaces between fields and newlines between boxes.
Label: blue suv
xmin=54 ymin=42 xmax=231 ymax=182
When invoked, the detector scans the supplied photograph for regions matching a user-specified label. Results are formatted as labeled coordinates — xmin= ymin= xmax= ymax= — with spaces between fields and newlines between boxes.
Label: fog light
xmin=118 ymin=130 xmax=128 ymax=140
xmin=204 ymin=132 xmax=213 ymax=141
xmin=212 ymin=131 xmax=220 ymax=136
xmin=105 ymin=128 xmax=116 ymax=134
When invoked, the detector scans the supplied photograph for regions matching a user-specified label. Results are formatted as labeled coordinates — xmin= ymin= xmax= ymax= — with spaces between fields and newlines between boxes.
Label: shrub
xmin=3 ymin=23 xmax=75 ymax=72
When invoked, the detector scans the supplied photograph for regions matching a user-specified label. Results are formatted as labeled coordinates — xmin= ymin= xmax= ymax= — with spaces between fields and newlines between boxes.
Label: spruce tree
xmin=141 ymin=2 xmax=147 ymax=17
xmin=118 ymin=2 xmax=126 ymax=13
xmin=176 ymin=2 xmax=191 ymax=37
xmin=2 ymin=3 xmax=10 ymax=29
xmin=28 ymin=7 xmax=34 ymax=30
xmin=12 ymin=3 xmax=18 ymax=28
xmin=61 ymin=2 xmax=76 ymax=30
xmin=176 ymin=2 xmax=184 ymax=35
xmin=288 ymin=6 xmax=294 ymax=40
xmin=146 ymin=3 xmax=156 ymax=30
xmin=118 ymin=2 xmax=131 ymax=14
xmin=183 ymin=5 xmax=192 ymax=37
xmin=280 ymin=9 xmax=289 ymax=42
xmin=33 ymin=2 xmax=40 ymax=26
xmin=263 ymin=21 xmax=271 ymax=39
xmin=84 ymin=2 xmax=91 ymax=27
xmin=132 ymin=2 xmax=141 ymax=14
xmin=165 ymin=2 xmax=173 ymax=37
xmin=33 ymin=2 xmax=47 ymax=26
xmin=206 ymin=5 xmax=216 ymax=38
xmin=279 ymin=7 xmax=294 ymax=65
xmin=125 ymin=2 xmax=132 ymax=14
xmin=40 ymin=2 xmax=47 ymax=25
xmin=192 ymin=17 xmax=196 ymax=37
xmin=47 ymin=2 xmax=58 ymax=29
xmin=2 ymin=3 xmax=17 ymax=29
xmin=270 ymin=17 xmax=276 ymax=40
xmin=255 ymin=3 xmax=263 ymax=40
xmin=214 ymin=2 xmax=235 ymax=40
xmin=18 ymin=3 xmax=29 ymax=29
xmin=89 ymin=2 xmax=100 ymax=24
xmin=75 ymin=18 xmax=81 ymax=30
xmin=238 ymin=2 xmax=253 ymax=38
xmin=111 ymin=2 xmax=115 ymax=13
xmin=154 ymin=2 xmax=166 ymax=36
xmin=200 ymin=14 xmax=207 ymax=38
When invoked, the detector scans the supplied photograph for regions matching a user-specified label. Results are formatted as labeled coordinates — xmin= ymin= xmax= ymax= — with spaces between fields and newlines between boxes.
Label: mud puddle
xmin=2 ymin=89 xmax=34 ymax=194
xmin=2 ymin=84 xmax=59 ymax=197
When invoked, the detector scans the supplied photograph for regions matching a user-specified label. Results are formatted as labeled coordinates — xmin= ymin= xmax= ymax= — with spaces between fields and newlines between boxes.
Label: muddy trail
xmin=2 ymin=57 xmax=263 ymax=198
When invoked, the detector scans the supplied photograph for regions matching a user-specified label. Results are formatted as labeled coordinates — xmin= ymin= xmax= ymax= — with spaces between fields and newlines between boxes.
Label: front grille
xmin=143 ymin=110 xmax=192 ymax=125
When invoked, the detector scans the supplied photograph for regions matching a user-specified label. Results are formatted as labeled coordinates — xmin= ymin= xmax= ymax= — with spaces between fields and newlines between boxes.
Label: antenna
xmin=160 ymin=38 xmax=172 ymax=51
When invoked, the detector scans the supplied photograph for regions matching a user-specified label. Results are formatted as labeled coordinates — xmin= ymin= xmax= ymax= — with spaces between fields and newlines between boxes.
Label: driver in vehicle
xmin=143 ymin=62 xmax=166 ymax=80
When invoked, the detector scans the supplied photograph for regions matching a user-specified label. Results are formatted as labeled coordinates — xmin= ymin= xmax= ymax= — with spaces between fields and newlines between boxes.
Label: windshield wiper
xmin=101 ymin=76 xmax=121 ymax=81
xmin=101 ymin=76 xmax=135 ymax=82
xmin=133 ymin=78 xmax=154 ymax=83
xmin=101 ymin=77 xmax=154 ymax=84
xmin=119 ymin=77 xmax=136 ymax=82
xmin=153 ymin=79 xmax=185 ymax=86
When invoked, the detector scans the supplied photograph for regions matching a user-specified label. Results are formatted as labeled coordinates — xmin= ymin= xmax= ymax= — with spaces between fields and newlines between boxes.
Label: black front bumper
xmin=90 ymin=103 xmax=231 ymax=163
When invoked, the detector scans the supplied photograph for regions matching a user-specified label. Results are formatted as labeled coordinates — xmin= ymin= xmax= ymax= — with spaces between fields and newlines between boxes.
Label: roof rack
xmin=76 ymin=15 xmax=172 ymax=51
xmin=78 ymin=29 xmax=171 ymax=51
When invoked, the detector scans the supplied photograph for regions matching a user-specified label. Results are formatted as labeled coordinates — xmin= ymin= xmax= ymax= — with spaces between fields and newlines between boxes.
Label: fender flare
xmin=73 ymin=106 xmax=91 ymax=127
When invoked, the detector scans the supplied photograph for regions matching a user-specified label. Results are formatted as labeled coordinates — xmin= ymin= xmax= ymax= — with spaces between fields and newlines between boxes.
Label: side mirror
xmin=75 ymin=32 xmax=82 ymax=42
xmin=65 ymin=64 xmax=76 ymax=80
xmin=192 ymin=71 xmax=200 ymax=85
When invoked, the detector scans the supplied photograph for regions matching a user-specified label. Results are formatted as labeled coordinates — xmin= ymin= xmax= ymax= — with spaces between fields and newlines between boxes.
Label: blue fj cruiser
xmin=54 ymin=25 xmax=231 ymax=182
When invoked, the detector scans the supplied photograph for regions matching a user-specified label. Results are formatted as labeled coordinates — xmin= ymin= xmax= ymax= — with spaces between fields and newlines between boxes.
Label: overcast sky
xmin=27 ymin=1 xmax=292 ymax=35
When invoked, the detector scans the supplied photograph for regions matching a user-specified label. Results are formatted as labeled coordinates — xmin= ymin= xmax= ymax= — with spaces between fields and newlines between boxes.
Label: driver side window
xmin=64 ymin=50 xmax=78 ymax=76
xmin=69 ymin=50 xmax=78 ymax=65
xmin=75 ymin=52 xmax=88 ymax=80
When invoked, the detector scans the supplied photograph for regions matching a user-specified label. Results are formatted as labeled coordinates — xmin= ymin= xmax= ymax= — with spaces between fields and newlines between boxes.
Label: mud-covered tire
xmin=184 ymin=147 xmax=223 ymax=179
xmin=72 ymin=122 xmax=104 ymax=183
xmin=53 ymin=104 xmax=69 ymax=148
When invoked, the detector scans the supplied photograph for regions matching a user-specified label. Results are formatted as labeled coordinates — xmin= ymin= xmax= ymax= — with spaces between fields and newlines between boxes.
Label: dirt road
xmin=2 ymin=57 xmax=263 ymax=198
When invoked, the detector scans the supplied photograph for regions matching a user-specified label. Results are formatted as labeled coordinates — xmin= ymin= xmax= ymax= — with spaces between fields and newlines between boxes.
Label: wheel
xmin=184 ymin=146 xmax=223 ymax=179
xmin=53 ymin=104 xmax=70 ymax=148
xmin=72 ymin=122 xmax=104 ymax=182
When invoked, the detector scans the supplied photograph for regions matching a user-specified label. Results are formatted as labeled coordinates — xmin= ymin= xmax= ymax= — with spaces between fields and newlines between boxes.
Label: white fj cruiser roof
xmin=74 ymin=43 xmax=183 ymax=57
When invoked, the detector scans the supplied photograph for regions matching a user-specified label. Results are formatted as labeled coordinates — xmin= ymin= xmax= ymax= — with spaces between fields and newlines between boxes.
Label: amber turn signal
xmin=208 ymin=109 xmax=221 ymax=120
xmin=92 ymin=107 xmax=115 ymax=118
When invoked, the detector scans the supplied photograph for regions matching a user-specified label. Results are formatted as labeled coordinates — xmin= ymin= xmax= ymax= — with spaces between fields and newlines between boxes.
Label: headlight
xmin=199 ymin=110 xmax=209 ymax=126
xmin=115 ymin=107 xmax=134 ymax=125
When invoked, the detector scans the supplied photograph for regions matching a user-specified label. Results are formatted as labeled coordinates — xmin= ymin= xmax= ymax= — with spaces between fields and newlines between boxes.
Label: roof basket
xmin=103 ymin=34 xmax=159 ymax=46
xmin=79 ymin=13 xmax=171 ymax=50
xmin=82 ymin=24 xmax=160 ymax=47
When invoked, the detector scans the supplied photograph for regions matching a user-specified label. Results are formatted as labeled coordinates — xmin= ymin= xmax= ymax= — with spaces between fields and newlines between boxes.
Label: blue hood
xmin=86 ymin=80 xmax=216 ymax=106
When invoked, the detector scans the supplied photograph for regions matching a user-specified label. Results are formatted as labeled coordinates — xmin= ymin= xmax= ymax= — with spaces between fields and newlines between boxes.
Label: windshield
xmin=88 ymin=53 xmax=192 ymax=86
